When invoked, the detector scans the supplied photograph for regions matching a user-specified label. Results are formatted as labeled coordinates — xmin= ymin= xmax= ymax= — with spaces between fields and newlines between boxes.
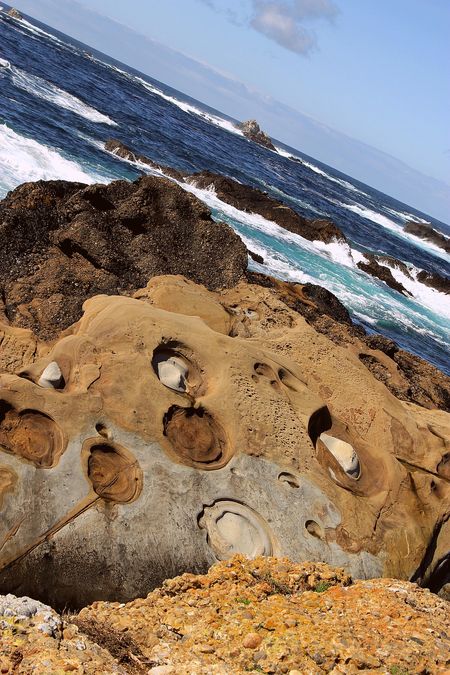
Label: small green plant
xmin=389 ymin=667 xmax=410 ymax=675
xmin=236 ymin=597 xmax=251 ymax=605
xmin=314 ymin=581 xmax=330 ymax=593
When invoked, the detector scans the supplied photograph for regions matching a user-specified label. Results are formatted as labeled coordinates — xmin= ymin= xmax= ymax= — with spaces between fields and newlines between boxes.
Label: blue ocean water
xmin=0 ymin=7 xmax=449 ymax=374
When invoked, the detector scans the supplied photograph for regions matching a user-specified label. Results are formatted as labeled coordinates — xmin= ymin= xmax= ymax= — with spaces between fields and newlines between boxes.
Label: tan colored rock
xmin=0 ymin=276 xmax=448 ymax=611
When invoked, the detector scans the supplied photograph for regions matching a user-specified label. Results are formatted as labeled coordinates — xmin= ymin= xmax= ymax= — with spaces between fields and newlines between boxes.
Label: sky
xmin=5 ymin=0 xmax=450 ymax=220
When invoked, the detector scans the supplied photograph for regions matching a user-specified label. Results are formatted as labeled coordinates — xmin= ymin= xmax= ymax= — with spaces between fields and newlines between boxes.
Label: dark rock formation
xmin=189 ymin=171 xmax=346 ymax=244
xmin=0 ymin=177 xmax=247 ymax=339
xmin=237 ymin=119 xmax=276 ymax=151
xmin=404 ymin=221 xmax=450 ymax=254
xmin=248 ymin=249 xmax=264 ymax=264
xmin=357 ymin=254 xmax=410 ymax=295
xmin=416 ymin=270 xmax=450 ymax=294
xmin=104 ymin=139 xmax=185 ymax=181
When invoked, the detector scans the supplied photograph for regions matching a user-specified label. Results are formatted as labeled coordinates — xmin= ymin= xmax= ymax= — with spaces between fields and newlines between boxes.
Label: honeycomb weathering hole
xmin=308 ymin=406 xmax=332 ymax=446
xmin=305 ymin=519 xmax=325 ymax=540
xmin=86 ymin=441 xmax=142 ymax=503
xmin=0 ymin=401 xmax=66 ymax=468
xmin=198 ymin=500 xmax=275 ymax=559
xmin=163 ymin=405 xmax=229 ymax=468
xmin=152 ymin=344 xmax=202 ymax=395
xmin=278 ymin=471 xmax=300 ymax=488
xmin=318 ymin=433 xmax=361 ymax=481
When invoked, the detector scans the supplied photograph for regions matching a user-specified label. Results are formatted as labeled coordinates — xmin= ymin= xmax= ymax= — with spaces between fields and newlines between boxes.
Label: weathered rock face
xmin=0 ymin=275 xmax=448 ymax=610
xmin=0 ymin=177 xmax=247 ymax=338
xmin=237 ymin=119 xmax=276 ymax=151
xmin=405 ymin=220 xmax=450 ymax=254
xmin=3 ymin=556 xmax=449 ymax=674
xmin=189 ymin=171 xmax=346 ymax=244
xmin=357 ymin=253 xmax=410 ymax=295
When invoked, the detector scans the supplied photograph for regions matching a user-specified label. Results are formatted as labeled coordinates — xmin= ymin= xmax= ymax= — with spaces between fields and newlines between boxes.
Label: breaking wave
xmin=9 ymin=64 xmax=117 ymax=125
xmin=0 ymin=123 xmax=107 ymax=196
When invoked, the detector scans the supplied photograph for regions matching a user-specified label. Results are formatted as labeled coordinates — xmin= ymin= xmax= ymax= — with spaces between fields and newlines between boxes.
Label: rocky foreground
xmin=0 ymin=174 xmax=449 ymax=672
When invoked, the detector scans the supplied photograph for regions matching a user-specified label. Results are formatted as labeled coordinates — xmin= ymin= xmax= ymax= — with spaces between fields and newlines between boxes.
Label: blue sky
xmin=6 ymin=0 xmax=450 ymax=220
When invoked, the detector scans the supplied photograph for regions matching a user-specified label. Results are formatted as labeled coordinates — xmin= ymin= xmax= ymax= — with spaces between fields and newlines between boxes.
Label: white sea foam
xmin=275 ymin=146 xmax=366 ymax=195
xmin=10 ymin=65 xmax=117 ymax=125
xmin=134 ymin=76 xmax=243 ymax=136
xmin=0 ymin=57 xmax=10 ymax=68
xmin=0 ymin=123 xmax=107 ymax=196
xmin=337 ymin=200 xmax=450 ymax=262
xmin=375 ymin=258 xmax=450 ymax=320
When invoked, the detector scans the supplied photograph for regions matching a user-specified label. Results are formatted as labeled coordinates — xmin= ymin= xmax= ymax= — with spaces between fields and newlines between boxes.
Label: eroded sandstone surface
xmin=0 ymin=272 xmax=449 ymax=611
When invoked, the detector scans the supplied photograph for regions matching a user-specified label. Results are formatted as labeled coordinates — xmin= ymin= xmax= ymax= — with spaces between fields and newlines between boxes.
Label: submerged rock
xmin=236 ymin=119 xmax=276 ymax=150
xmin=105 ymin=138 xmax=186 ymax=181
xmin=416 ymin=269 xmax=450 ymax=294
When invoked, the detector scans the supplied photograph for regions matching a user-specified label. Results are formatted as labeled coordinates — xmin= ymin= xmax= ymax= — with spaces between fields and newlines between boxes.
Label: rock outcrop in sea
xmin=6 ymin=7 xmax=23 ymax=19
xmin=404 ymin=219 xmax=450 ymax=254
xmin=236 ymin=119 xmax=276 ymax=151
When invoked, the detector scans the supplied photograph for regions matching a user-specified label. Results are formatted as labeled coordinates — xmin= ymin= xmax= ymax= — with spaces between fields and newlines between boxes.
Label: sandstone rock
xmin=237 ymin=119 xmax=276 ymax=150
xmin=0 ymin=276 xmax=448 ymax=610
xmin=189 ymin=171 xmax=347 ymax=244
xmin=404 ymin=220 xmax=450 ymax=254
xmin=0 ymin=177 xmax=247 ymax=338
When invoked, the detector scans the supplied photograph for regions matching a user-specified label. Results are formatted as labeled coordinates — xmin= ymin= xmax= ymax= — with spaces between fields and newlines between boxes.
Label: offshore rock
xmin=0 ymin=274 xmax=449 ymax=610
xmin=416 ymin=269 xmax=450 ymax=294
xmin=237 ymin=119 xmax=276 ymax=151
xmin=104 ymin=138 xmax=186 ymax=181
xmin=0 ymin=177 xmax=247 ymax=338
xmin=7 ymin=8 xmax=23 ymax=19
xmin=404 ymin=220 xmax=450 ymax=254
xmin=189 ymin=171 xmax=347 ymax=244
xmin=357 ymin=253 xmax=410 ymax=295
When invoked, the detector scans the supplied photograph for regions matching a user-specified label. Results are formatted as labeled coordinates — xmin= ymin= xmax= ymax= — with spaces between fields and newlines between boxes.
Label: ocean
xmin=0 ymin=7 xmax=449 ymax=375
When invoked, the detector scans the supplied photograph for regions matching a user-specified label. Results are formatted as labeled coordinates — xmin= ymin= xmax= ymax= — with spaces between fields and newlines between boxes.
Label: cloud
xmin=197 ymin=0 xmax=339 ymax=55
xmin=251 ymin=0 xmax=339 ymax=54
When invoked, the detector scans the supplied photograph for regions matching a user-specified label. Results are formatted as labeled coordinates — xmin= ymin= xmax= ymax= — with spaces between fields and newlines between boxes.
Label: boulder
xmin=404 ymin=220 xmax=450 ymax=254
xmin=0 ymin=275 xmax=448 ymax=610
xmin=237 ymin=119 xmax=276 ymax=151
xmin=189 ymin=171 xmax=347 ymax=244
xmin=0 ymin=177 xmax=247 ymax=338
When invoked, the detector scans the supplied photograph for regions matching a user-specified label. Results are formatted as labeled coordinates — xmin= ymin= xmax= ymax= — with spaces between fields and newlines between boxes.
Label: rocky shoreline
xmin=0 ymin=169 xmax=449 ymax=672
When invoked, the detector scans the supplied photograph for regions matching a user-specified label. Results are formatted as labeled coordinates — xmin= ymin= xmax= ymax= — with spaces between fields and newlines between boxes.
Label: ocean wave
xmin=336 ymin=200 xmax=450 ymax=262
xmin=0 ymin=56 xmax=9 ymax=68
xmin=0 ymin=123 xmax=107 ymax=196
xmin=181 ymin=181 xmax=356 ymax=269
xmin=10 ymin=64 xmax=117 ymax=125
xmin=375 ymin=258 xmax=450 ymax=321
xmin=134 ymin=76 xmax=243 ymax=136
xmin=275 ymin=146 xmax=366 ymax=196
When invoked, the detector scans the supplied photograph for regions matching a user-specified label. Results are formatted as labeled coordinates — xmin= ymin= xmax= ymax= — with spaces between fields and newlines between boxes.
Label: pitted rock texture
xmin=0 ymin=274 xmax=449 ymax=610
xmin=74 ymin=556 xmax=449 ymax=674
xmin=0 ymin=177 xmax=247 ymax=338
